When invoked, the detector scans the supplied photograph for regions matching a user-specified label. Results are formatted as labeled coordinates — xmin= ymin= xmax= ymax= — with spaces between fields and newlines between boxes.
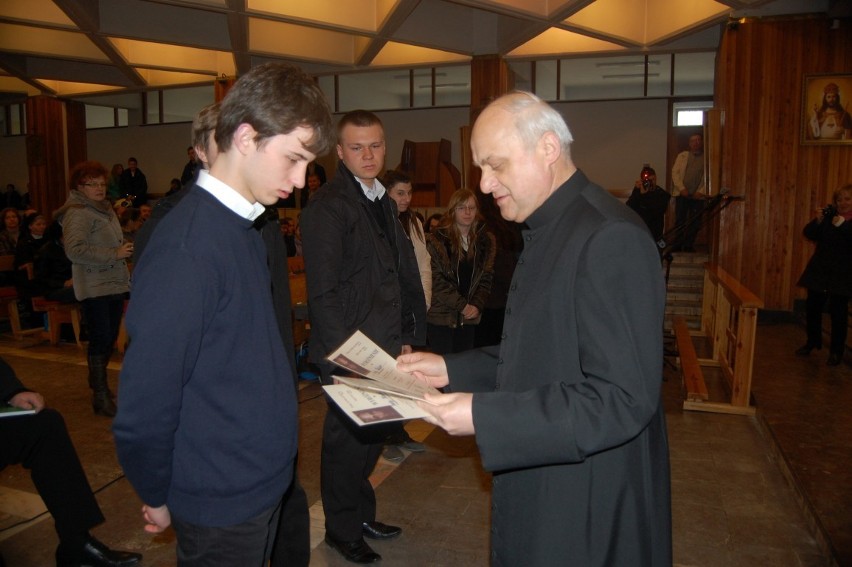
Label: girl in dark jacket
xmin=795 ymin=184 xmax=852 ymax=365
xmin=426 ymin=188 xmax=496 ymax=354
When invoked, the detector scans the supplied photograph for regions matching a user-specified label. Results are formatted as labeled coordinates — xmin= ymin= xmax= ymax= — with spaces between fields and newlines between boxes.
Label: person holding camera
xmin=795 ymin=184 xmax=852 ymax=366
xmin=626 ymin=165 xmax=671 ymax=242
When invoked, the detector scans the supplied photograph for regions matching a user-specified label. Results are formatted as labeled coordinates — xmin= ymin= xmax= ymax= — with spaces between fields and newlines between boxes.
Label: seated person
xmin=119 ymin=208 xmax=141 ymax=244
xmin=0 ymin=356 xmax=141 ymax=567
xmin=31 ymin=222 xmax=76 ymax=304
xmin=138 ymin=204 xmax=152 ymax=225
xmin=15 ymin=212 xmax=49 ymax=269
xmin=165 ymin=178 xmax=182 ymax=197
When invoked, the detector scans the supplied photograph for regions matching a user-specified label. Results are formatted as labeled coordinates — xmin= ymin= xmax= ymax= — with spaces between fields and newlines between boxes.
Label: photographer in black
xmin=626 ymin=164 xmax=671 ymax=243
xmin=795 ymin=184 xmax=852 ymax=366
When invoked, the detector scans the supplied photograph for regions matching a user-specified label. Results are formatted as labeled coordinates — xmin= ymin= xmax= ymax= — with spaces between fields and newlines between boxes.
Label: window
xmin=161 ymin=86 xmax=213 ymax=123
xmin=434 ymin=66 xmax=469 ymax=107
xmin=0 ymin=104 xmax=25 ymax=136
xmin=339 ymin=69 xmax=409 ymax=112
xmin=561 ymin=56 xmax=645 ymax=100
xmin=673 ymin=101 xmax=713 ymax=126
xmin=86 ymin=105 xmax=129 ymax=129
xmin=673 ymin=53 xmax=715 ymax=96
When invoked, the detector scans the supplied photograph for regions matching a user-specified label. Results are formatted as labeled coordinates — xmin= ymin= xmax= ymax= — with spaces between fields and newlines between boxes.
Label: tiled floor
xmin=0 ymin=320 xmax=846 ymax=566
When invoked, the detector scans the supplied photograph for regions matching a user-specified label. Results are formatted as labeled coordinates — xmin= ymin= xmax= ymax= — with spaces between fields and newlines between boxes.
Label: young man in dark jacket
xmin=301 ymin=110 xmax=426 ymax=563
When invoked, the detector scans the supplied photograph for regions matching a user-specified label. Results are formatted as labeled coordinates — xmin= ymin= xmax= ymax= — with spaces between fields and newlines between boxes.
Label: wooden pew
xmin=673 ymin=315 xmax=708 ymax=402
xmin=681 ymin=263 xmax=762 ymax=416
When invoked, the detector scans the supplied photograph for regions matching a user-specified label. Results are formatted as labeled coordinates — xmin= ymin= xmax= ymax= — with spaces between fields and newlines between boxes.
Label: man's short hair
xmin=336 ymin=110 xmax=383 ymax=140
xmin=191 ymin=102 xmax=220 ymax=153
xmin=497 ymin=92 xmax=573 ymax=156
xmin=215 ymin=63 xmax=334 ymax=157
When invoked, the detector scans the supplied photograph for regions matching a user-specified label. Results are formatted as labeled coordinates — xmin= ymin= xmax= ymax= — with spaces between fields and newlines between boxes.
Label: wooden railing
xmin=677 ymin=263 xmax=763 ymax=415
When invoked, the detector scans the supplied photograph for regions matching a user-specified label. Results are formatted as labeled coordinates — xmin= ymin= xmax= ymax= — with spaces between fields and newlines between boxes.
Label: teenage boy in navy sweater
xmin=113 ymin=63 xmax=333 ymax=567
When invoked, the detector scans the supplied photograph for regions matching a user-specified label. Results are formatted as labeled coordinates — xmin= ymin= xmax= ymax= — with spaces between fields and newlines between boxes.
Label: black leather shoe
xmin=795 ymin=344 xmax=820 ymax=356
xmin=57 ymin=536 xmax=142 ymax=567
xmin=324 ymin=534 xmax=381 ymax=563
xmin=827 ymin=353 xmax=843 ymax=366
xmin=362 ymin=521 xmax=402 ymax=540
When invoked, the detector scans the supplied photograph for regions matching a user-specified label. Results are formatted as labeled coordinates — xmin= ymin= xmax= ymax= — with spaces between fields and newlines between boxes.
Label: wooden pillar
xmin=464 ymin=55 xmax=512 ymax=191
xmin=215 ymin=77 xmax=236 ymax=102
xmin=25 ymin=96 xmax=86 ymax=219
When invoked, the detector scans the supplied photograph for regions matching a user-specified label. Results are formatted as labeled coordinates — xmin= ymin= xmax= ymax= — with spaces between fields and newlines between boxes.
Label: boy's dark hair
xmin=215 ymin=63 xmax=334 ymax=157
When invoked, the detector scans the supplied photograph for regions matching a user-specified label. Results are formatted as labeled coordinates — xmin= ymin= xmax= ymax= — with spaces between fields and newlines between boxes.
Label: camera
xmin=822 ymin=204 xmax=837 ymax=218
xmin=641 ymin=178 xmax=652 ymax=190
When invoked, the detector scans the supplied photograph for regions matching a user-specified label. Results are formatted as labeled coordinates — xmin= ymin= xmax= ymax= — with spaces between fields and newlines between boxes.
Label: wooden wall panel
xmin=26 ymin=96 xmax=71 ymax=220
xmin=715 ymin=16 xmax=852 ymax=310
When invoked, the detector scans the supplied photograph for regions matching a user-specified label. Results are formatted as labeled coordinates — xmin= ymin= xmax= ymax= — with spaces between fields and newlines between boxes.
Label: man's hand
xmin=418 ymin=392 xmax=474 ymax=436
xmin=397 ymin=351 xmax=449 ymax=389
xmin=461 ymin=304 xmax=480 ymax=320
xmin=142 ymin=504 xmax=171 ymax=533
xmin=8 ymin=391 xmax=44 ymax=412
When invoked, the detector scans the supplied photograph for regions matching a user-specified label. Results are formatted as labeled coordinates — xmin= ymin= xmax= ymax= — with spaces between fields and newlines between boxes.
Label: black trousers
xmin=81 ymin=294 xmax=125 ymax=357
xmin=0 ymin=409 xmax=104 ymax=549
xmin=805 ymin=289 xmax=850 ymax=355
xmin=674 ymin=196 xmax=705 ymax=249
xmin=269 ymin=471 xmax=310 ymax=567
xmin=427 ymin=323 xmax=476 ymax=355
xmin=171 ymin=502 xmax=280 ymax=567
xmin=320 ymin=400 xmax=389 ymax=542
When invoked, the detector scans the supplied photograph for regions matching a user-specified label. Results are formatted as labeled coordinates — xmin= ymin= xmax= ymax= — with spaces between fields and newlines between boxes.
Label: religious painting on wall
xmin=802 ymin=74 xmax=852 ymax=145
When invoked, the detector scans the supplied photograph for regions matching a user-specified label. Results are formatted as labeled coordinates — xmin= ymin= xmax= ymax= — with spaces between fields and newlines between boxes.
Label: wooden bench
xmin=31 ymin=298 xmax=83 ymax=347
xmin=673 ymin=316 xmax=708 ymax=402
xmin=678 ymin=263 xmax=762 ymax=416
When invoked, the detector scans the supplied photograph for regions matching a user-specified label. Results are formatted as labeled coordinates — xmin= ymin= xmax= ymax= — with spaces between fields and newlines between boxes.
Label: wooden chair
xmin=0 ymin=255 xmax=35 ymax=340
xmin=4 ymin=259 xmax=83 ymax=346
xmin=31 ymin=297 xmax=83 ymax=347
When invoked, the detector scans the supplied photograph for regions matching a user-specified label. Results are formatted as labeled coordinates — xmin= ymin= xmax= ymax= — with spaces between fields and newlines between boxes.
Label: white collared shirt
xmin=357 ymin=177 xmax=386 ymax=202
xmin=196 ymin=170 xmax=266 ymax=221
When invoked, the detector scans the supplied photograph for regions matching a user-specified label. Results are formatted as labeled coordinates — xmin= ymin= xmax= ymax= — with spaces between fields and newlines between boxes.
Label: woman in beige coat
xmin=54 ymin=161 xmax=132 ymax=416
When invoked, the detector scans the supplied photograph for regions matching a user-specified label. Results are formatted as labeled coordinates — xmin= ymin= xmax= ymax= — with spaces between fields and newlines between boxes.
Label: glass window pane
xmin=674 ymin=52 xmax=715 ymax=96
xmin=339 ymin=69 xmax=409 ymax=111
xmin=535 ymin=60 xmax=557 ymax=100
xmin=435 ymin=65 xmax=469 ymax=107
xmin=9 ymin=104 xmax=22 ymax=135
xmin=413 ymin=70 xmax=430 ymax=108
xmin=509 ymin=61 xmax=532 ymax=92
xmin=646 ymin=55 xmax=671 ymax=97
xmin=561 ymin=55 xmax=645 ymax=100
xmin=162 ymin=85 xmax=214 ymax=123
xmin=146 ymin=92 xmax=160 ymax=124
xmin=317 ymin=75 xmax=335 ymax=112
xmin=86 ymin=105 xmax=116 ymax=129
xmin=117 ymin=108 xmax=128 ymax=127
xmin=676 ymin=110 xmax=704 ymax=126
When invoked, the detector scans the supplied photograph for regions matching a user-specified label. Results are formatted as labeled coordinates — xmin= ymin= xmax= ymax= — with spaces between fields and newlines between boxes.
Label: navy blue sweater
xmin=114 ymin=185 xmax=297 ymax=527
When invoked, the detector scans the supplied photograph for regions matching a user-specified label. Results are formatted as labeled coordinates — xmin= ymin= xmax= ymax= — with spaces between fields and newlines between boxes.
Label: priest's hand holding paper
xmin=397 ymin=352 xmax=475 ymax=436
xmin=397 ymin=351 xmax=449 ymax=389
